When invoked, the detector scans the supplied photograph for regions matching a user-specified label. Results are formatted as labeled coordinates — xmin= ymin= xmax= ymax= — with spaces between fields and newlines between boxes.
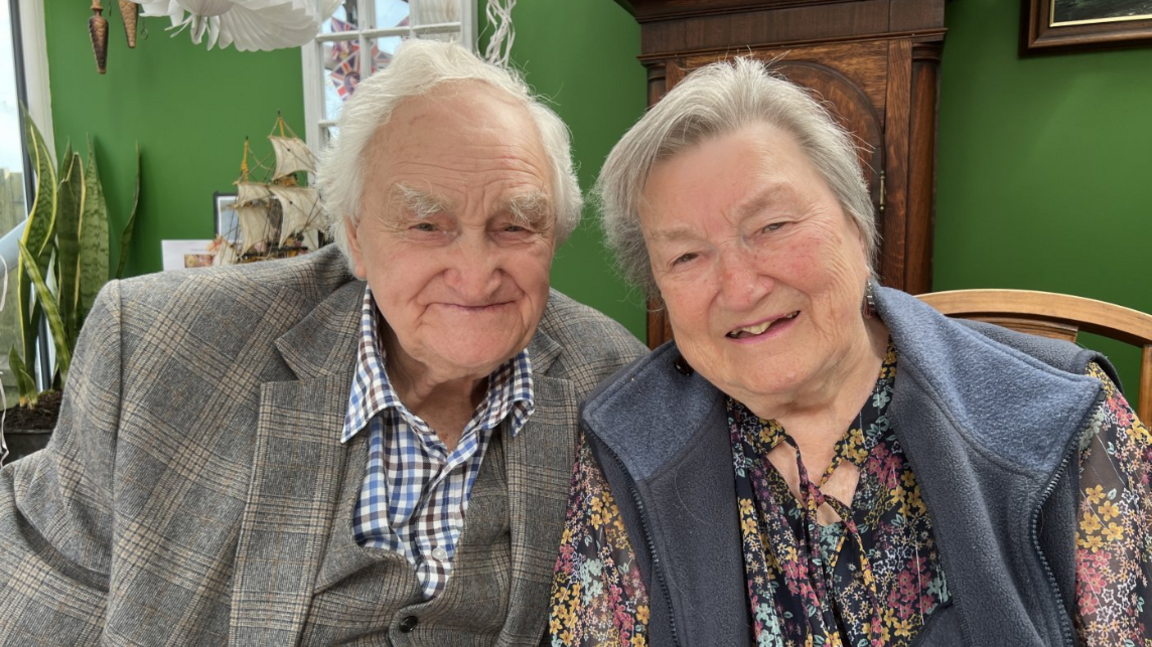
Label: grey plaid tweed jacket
xmin=0 ymin=246 xmax=646 ymax=645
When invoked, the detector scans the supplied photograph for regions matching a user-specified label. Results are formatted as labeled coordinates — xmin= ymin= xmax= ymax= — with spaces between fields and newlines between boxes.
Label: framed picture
xmin=1025 ymin=0 xmax=1152 ymax=52
xmin=160 ymin=240 xmax=215 ymax=271
xmin=214 ymin=191 xmax=239 ymax=244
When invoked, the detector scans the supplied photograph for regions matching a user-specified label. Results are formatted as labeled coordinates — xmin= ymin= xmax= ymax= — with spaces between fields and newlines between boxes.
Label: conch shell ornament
xmin=89 ymin=0 xmax=109 ymax=74
xmin=120 ymin=0 xmax=139 ymax=48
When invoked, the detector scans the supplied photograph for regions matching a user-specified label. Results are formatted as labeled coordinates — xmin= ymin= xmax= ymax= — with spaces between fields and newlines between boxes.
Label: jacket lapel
xmin=497 ymin=328 xmax=579 ymax=646
xmin=228 ymin=281 xmax=364 ymax=646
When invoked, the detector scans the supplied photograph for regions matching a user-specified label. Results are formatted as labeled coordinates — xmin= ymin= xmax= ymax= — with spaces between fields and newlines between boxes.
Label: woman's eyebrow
xmin=735 ymin=184 xmax=789 ymax=221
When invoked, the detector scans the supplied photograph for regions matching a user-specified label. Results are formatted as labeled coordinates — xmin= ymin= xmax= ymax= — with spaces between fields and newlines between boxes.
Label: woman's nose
xmin=716 ymin=246 xmax=770 ymax=311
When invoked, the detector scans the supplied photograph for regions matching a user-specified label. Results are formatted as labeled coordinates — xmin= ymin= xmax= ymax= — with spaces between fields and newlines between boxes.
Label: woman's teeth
xmin=727 ymin=311 xmax=799 ymax=338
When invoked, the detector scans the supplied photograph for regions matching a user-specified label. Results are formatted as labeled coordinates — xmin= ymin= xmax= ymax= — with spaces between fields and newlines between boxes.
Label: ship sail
xmin=236 ymin=204 xmax=272 ymax=254
xmin=235 ymin=181 xmax=274 ymax=207
xmin=268 ymin=185 xmax=320 ymax=245
xmin=269 ymin=136 xmax=318 ymax=180
xmin=301 ymin=227 xmax=322 ymax=252
xmin=212 ymin=243 xmax=238 ymax=266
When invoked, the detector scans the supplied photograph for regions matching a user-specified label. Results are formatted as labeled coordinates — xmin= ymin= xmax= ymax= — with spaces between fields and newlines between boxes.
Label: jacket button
xmin=674 ymin=354 xmax=694 ymax=376
xmin=398 ymin=615 xmax=418 ymax=633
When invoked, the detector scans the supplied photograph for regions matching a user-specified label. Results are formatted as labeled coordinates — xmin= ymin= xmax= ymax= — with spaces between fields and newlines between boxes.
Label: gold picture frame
xmin=1025 ymin=0 xmax=1152 ymax=52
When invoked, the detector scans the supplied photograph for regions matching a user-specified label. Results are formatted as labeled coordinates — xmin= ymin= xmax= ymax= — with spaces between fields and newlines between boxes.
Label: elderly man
xmin=0 ymin=40 xmax=644 ymax=645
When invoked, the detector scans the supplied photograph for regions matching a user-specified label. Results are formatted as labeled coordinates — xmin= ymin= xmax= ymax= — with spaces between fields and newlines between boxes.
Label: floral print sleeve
xmin=548 ymin=436 xmax=650 ymax=647
xmin=1075 ymin=363 xmax=1152 ymax=645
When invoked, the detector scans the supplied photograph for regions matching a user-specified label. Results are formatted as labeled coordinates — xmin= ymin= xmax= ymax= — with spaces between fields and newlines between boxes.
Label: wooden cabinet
xmin=617 ymin=0 xmax=946 ymax=347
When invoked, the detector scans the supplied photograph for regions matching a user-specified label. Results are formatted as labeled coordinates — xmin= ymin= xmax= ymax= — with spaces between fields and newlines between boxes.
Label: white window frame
xmin=1 ymin=0 xmax=54 ymax=266
xmin=18 ymin=0 xmax=54 ymax=155
xmin=2 ymin=0 xmax=54 ymax=390
xmin=300 ymin=0 xmax=477 ymax=153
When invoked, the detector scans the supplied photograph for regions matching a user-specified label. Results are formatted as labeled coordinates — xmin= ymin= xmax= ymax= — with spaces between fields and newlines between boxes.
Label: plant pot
xmin=2 ymin=392 xmax=61 ymax=464
xmin=3 ymin=427 xmax=52 ymax=463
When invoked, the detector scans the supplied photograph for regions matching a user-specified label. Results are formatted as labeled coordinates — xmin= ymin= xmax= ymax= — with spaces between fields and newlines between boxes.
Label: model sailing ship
xmin=212 ymin=114 xmax=326 ymax=265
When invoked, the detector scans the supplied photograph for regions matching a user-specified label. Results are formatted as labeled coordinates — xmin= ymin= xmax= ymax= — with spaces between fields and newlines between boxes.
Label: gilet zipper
xmin=1030 ymin=390 xmax=1105 ymax=647
xmin=595 ymin=437 xmax=682 ymax=647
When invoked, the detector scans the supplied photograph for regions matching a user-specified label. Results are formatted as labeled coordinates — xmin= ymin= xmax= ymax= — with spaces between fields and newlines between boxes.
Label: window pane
xmin=0 ymin=7 xmax=23 ymax=179
xmin=0 ymin=0 xmax=26 ymax=405
xmin=371 ymin=36 xmax=402 ymax=74
xmin=374 ymin=0 xmax=409 ymax=29
xmin=323 ymin=37 xmax=361 ymax=119
xmin=321 ymin=1 xmax=357 ymax=34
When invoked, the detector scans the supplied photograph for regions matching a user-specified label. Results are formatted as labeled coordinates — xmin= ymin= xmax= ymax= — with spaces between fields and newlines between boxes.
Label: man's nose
xmin=446 ymin=235 xmax=502 ymax=300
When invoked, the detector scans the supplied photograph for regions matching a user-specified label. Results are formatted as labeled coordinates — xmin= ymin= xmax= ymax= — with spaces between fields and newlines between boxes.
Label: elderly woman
xmin=548 ymin=58 xmax=1151 ymax=647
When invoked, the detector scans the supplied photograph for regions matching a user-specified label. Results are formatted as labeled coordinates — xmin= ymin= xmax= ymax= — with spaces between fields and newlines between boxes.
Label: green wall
xmin=495 ymin=2 xmax=648 ymax=339
xmin=936 ymin=0 xmax=1152 ymax=390
xmin=44 ymin=0 xmax=307 ymax=277
xmin=42 ymin=0 xmax=648 ymax=339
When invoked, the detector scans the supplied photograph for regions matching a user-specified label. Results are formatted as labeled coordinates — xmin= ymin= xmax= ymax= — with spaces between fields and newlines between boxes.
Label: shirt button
xmin=431 ymin=546 xmax=448 ymax=561
xmin=398 ymin=615 xmax=418 ymax=633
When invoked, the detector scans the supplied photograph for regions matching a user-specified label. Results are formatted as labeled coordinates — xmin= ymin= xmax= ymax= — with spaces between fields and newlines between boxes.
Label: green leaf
xmin=17 ymin=107 xmax=57 ymax=370
xmin=76 ymin=135 xmax=110 ymax=333
xmin=55 ymin=152 xmax=83 ymax=345
xmin=18 ymin=242 xmax=70 ymax=386
xmin=115 ymin=143 xmax=141 ymax=280
xmin=19 ymin=106 xmax=56 ymax=261
xmin=52 ymin=141 xmax=73 ymax=291
xmin=57 ymin=140 xmax=72 ymax=188
xmin=8 ymin=346 xmax=37 ymax=407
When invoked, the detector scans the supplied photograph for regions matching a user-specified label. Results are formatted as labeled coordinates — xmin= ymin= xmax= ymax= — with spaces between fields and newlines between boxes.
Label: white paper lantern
xmin=136 ymin=0 xmax=339 ymax=51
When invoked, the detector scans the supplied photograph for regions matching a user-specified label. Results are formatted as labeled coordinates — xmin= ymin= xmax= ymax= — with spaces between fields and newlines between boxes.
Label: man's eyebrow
xmin=503 ymin=190 xmax=554 ymax=229
xmin=391 ymin=183 xmax=454 ymax=219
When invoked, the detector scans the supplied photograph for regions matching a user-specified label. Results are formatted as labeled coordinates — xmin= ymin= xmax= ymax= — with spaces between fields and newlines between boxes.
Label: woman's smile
xmin=726 ymin=310 xmax=801 ymax=341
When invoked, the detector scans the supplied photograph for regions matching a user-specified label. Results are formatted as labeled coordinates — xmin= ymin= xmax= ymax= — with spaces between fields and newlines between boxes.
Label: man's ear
xmin=344 ymin=217 xmax=367 ymax=279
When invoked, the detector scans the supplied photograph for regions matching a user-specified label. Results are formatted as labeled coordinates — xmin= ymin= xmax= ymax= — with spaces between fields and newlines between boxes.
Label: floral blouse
xmin=547 ymin=346 xmax=1152 ymax=647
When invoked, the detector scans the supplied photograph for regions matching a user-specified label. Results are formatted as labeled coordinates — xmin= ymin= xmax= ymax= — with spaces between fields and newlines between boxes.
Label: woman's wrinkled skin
xmin=640 ymin=122 xmax=889 ymax=509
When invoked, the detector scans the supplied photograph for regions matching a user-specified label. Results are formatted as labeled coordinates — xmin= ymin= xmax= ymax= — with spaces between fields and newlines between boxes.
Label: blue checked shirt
xmin=342 ymin=286 xmax=535 ymax=599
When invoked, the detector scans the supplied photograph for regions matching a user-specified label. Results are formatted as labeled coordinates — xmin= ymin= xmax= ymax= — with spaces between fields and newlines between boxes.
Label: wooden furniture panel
xmin=682 ymin=40 xmax=891 ymax=112
xmin=619 ymin=0 xmax=946 ymax=347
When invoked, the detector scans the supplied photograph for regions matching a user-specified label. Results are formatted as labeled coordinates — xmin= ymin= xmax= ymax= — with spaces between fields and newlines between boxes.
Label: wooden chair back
xmin=917 ymin=289 xmax=1152 ymax=424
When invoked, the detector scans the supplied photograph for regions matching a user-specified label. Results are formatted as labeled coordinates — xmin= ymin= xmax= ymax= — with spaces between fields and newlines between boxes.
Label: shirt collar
xmin=342 ymin=285 xmax=535 ymax=443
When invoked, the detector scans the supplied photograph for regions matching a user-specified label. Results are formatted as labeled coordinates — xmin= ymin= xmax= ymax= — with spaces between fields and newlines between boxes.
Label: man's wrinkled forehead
xmin=359 ymin=81 xmax=554 ymax=218
xmin=366 ymin=81 xmax=540 ymax=159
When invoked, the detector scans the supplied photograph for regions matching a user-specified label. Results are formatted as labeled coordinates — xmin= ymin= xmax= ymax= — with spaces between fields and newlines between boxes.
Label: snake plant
xmin=9 ymin=110 xmax=139 ymax=407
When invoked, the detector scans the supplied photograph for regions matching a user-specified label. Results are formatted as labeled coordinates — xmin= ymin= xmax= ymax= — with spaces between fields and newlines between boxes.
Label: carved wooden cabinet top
xmin=617 ymin=0 xmax=945 ymax=56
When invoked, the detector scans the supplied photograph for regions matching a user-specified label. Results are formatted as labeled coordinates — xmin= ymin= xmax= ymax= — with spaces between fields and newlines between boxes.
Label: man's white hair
xmin=596 ymin=57 xmax=878 ymax=296
xmin=316 ymin=39 xmax=582 ymax=264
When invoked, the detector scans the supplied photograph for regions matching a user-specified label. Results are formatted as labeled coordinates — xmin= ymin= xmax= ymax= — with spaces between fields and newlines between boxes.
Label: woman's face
xmin=639 ymin=122 xmax=873 ymax=412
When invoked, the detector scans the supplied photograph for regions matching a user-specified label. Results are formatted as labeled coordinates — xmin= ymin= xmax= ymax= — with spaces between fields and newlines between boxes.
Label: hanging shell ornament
xmin=119 ymin=0 xmax=139 ymax=48
xmin=89 ymin=0 xmax=110 ymax=74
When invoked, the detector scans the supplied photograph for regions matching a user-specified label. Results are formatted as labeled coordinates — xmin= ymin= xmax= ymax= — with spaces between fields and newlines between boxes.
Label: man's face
xmin=346 ymin=82 xmax=556 ymax=386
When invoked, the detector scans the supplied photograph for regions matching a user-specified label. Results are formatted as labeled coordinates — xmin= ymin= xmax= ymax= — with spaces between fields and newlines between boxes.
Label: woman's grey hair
xmin=596 ymin=57 xmax=878 ymax=295
xmin=316 ymin=39 xmax=582 ymax=263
